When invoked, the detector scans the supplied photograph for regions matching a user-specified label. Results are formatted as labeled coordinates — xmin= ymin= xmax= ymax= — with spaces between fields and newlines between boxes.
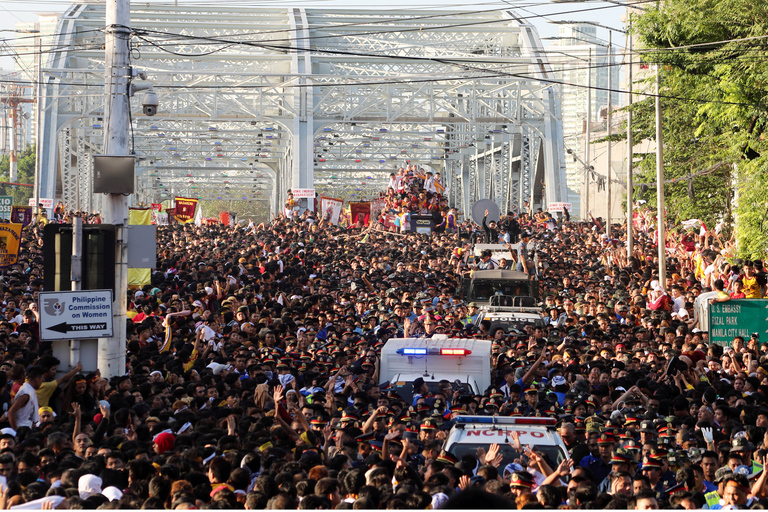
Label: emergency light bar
xmin=399 ymin=348 xmax=428 ymax=355
xmin=396 ymin=348 xmax=472 ymax=356
xmin=455 ymin=416 xmax=557 ymax=426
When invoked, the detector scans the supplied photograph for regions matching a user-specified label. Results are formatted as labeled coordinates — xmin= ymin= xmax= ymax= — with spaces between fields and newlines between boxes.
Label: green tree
xmin=0 ymin=145 xmax=35 ymax=206
xmin=628 ymin=0 xmax=768 ymax=258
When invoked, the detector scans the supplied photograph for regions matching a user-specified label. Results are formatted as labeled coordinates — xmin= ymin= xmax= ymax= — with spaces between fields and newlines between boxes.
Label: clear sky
xmin=0 ymin=0 xmax=629 ymax=74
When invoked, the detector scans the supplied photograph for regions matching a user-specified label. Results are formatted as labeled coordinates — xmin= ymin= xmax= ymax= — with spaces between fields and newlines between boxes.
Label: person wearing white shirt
xmin=670 ymin=285 xmax=685 ymax=313
xmin=424 ymin=172 xmax=437 ymax=194
xmin=388 ymin=173 xmax=397 ymax=192
xmin=9 ymin=366 xmax=44 ymax=431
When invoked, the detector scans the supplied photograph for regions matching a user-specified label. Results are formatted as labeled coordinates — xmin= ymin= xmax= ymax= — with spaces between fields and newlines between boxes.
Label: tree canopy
xmin=630 ymin=0 xmax=768 ymax=258
xmin=0 ymin=145 xmax=35 ymax=206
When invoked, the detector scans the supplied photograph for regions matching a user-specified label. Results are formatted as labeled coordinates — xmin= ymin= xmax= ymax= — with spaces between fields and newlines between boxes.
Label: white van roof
xmin=382 ymin=338 xmax=490 ymax=352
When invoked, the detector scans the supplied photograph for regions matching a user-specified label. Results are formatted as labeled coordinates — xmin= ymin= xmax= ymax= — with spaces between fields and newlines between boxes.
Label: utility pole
xmin=34 ymin=34 xmax=42 ymax=213
xmin=0 ymin=85 xmax=34 ymax=183
xmin=626 ymin=18 xmax=634 ymax=260
xmin=584 ymin=47 xmax=592 ymax=219
xmin=655 ymin=64 xmax=666 ymax=290
xmin=70 ymin=216 xmax=82 ymax=366
xmin=606 ymin=31 xmax=612 ymax=239
xmin=99 ymin=0 xmax=130 ymax=378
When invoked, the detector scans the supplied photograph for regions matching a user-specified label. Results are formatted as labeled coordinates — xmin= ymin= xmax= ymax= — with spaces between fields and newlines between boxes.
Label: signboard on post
xmin=0 ymin=196 xmax=12 ymax=219
xmin=291 ymin=189 xmax=315 ymax=199
xmin=38 ymin=290 xmax=114 ymax=341
xmin=708 ymin=299 xmax=768 ymax=347
xmin=547 ymin=202 xmax=573 ymax=213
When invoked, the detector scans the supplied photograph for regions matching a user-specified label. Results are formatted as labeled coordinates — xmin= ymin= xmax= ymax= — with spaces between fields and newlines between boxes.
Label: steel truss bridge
xmin=39 ymin=5 xmax=567 ymax=216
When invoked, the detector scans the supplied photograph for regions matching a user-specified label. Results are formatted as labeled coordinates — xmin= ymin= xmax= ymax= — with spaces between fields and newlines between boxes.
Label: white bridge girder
xmin=39 ymin=5 xmax=566 ymax=214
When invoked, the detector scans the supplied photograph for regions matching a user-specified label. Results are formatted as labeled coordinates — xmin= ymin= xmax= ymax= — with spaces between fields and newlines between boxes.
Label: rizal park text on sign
xmin=38 ymin=290 xmax=114 ymax=341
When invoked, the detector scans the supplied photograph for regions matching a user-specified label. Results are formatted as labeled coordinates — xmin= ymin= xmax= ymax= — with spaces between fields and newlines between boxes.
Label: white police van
xmin=443 ymin=415 xmax=569 ymax=469
xmin=379 ymin=337 xmax=491 ymax=403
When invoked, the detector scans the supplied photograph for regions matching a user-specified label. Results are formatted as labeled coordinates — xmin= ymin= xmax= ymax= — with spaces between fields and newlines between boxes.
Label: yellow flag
xmin=128 ymin=268 xmax=151 ymax=287
xmin=128 ymin=208 xmax=152 ymax=226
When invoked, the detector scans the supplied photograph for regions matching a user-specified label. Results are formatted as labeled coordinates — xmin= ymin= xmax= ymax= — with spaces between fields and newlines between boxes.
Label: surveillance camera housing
xmin=142 ymin=90 xmax=159 ymax=117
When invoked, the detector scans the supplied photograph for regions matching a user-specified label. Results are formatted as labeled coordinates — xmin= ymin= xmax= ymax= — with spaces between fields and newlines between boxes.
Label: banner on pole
xmin=0 ymin=223 xmax=23 ymax=267
xmin=10 ymin=206 xmax=32 ymax=227
xmin=370 ymin=198 xmax=386 ymax=223
xmin=174 ymin=197 xmax=198 ymax=224
xmin=150 ymin=203 xmax=163 ymax=212
xmin=350 ymin=202 xmax=371 ymax=227
xmin=154 ymin=212 xmax=169 ymax=225
xmin=320 ymin=196 xmax=343 ymax=225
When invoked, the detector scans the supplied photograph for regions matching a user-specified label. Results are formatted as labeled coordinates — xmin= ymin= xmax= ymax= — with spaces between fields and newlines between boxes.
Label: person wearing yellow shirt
xmin=709 ymin=279 xmax=732 ymax=305
xmin=36 ymin=356 xmax=82 ymax=409
xmin=742 ymin=262 xmax=763 ymax=299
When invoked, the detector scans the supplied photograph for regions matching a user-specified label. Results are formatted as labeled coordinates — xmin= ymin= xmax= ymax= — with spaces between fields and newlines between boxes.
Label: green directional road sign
xmin=708 ymin=299 xmax=768 ymax=347
xmin=0 ymin=196 xmax=12 ymax=221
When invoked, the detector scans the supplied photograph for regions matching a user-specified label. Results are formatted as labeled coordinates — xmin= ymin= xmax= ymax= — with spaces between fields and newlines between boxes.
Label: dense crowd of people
xmin=0 ymin=186 xmax=765 ymax=510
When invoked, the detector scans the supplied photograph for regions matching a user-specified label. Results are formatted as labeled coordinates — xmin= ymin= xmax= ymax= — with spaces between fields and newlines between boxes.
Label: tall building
xmin=13 ymin=14 xmax=61 ymax=147
xmin=547 ymin=23 xmax=621 ymax=219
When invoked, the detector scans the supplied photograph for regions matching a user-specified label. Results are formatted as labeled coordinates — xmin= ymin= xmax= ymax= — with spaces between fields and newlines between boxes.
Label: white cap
xmin=102 ymin=486 xmax=123 ymax=502
xmin=78 ymin=474 xmax=103 ymax=500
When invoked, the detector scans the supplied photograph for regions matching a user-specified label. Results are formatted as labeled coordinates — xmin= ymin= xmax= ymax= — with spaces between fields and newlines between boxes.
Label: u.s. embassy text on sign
xmin=708 ymin=299 xmax=768 ymax=347
xmin=38 ymin=290 xmax=114 ymax=341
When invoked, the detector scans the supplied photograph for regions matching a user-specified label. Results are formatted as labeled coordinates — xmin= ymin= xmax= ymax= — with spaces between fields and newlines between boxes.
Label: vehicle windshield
xmin=449 ymin=442 xmax=565 ymax=470
xmin=470 ymin=280 xmax=532 ymax=301
xmin=392 ymin=380 xmax=473 ymax=404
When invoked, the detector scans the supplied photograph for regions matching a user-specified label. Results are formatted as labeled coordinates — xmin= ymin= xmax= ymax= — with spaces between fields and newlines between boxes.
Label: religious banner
xmin=0 ymin=223 xmax=23 ymax=267
xmin=10 ymin=206 xmax=32 ymax=228
xmin=370 ymin=197 xmax=386 ymax=223
xmin=174 ymin=197 xmax=198 ymax=224
xmin=150 ymin=203 xmax=163 ymax=212
xmin=350 ymin=201 xmax=371 ymax=227
xmin=320 ymin=196 xmax=343 ymax=225
xmin=154 ymin=212 xmax=169 ymax=225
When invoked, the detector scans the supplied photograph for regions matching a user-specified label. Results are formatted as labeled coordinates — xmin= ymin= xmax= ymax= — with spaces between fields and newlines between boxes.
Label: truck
xmin=443 ymin=415 xmax=569 ymax=469
xmin=461 ymin=269 xmax=540 ymax=307
xmin=474 ymin=294 xmax=545 ymax=336
xmin=379 ymin=337 xmax=492 ymax=403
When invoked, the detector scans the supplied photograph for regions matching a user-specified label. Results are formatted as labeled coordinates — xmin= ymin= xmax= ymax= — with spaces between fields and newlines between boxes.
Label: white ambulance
xmin=443 ymin=415 xmax=569 ymax=469
xmin=379 ymin=337 xmax=492 ymax=403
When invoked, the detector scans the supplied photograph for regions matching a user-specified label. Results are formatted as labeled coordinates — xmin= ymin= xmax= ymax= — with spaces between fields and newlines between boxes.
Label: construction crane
xmin=0 ymin=84 xmax=34 ymax=183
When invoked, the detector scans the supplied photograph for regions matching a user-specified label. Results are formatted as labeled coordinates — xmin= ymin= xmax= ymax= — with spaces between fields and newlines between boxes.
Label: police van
xmin=379 ymin=337 xmax=491 ymax=403
xmin=443 ymin=415 xmax=569 ymax=469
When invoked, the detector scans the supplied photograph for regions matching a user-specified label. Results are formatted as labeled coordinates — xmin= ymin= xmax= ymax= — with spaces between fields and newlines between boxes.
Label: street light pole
xmin=606 ymin=31 xmax=612 ymax=239
xmin=100 ymin=0 xmax=130 ymax=378
xmin=626 ymin=17 xmax=634 ymax=260
xmin=34 ymin=32 xmax=42 ymax=213
xmin=655 ymin=64 xmax=666 ymax=290
xmin=585 ymin=47 xmax=592 ymax=219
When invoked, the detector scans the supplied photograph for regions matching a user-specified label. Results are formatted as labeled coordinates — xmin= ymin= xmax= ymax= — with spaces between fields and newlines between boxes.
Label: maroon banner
xmin=174 ymin=197 xmax=198 ymax=224
xmin=350 ymin=202 xmax=371 ymax=227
